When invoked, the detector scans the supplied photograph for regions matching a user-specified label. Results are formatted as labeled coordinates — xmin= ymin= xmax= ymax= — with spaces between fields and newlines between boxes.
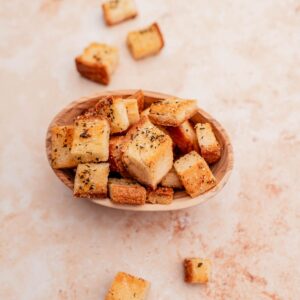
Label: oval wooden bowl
xmin=46 ymin=90 xmax=233 ymax=211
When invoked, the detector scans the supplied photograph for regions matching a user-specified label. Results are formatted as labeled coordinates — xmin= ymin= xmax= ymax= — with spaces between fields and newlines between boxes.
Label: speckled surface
xmin=1 ymin=1 xmax=300 ymax=299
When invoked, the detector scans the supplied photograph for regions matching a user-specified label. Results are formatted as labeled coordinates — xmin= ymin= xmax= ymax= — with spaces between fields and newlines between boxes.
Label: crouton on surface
xmin=102 ymin=0 xmax=137 ymax=26
xmin=184 ymin=258 xmax=212 ymax=284
xmin=122 ymin=117 xmax=173 ymax=189
xmin=75 ymin=43 xmax=118 ymax=85
xmin=74 ymin=163 xmax=109 ymax=198
xmin=71 ymin=116 xmax=110 ymax=163
xmin=174 ymin=151 xmax=216 ymax=197
xmin=127 ymin=90 xmax=144 ymax=112
xmin=123 ymin=98 xmax=140 ymax=126
xmin=51 ymin=125 xmax=77 ymax=169
xmin=195 ymin=123 xmax=221 ymax=164
xmin=146 ymin=187 xmax=174 ymax=204
xmin=161 ymin=167 xmax=183 ymax=189
xmin=127 ymin=23 xmax=164 ymax=60
xmin=149 ymin=98 xmax=197 ymax=127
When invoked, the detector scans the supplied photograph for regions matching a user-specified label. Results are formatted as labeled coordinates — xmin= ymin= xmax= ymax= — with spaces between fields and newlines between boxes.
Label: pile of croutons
xmin=51 ymin=90 xmax=221 ymax=205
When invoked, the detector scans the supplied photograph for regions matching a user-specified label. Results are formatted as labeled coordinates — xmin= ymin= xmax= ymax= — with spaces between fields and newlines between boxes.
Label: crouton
xmin=74 ymin=163 xmax=109 ymax=198
xmin=51 ymin=125 xmax=77 ymax=169
xmin=123 ymin=98 xmax=140 ymax=126
xmin=127 ymin=90 xmax=144 ymax=112
xmin=105 ymin=272 xmax=150 ymax=300
xmin=174 ymin=151 xmax=216 ymax=197
xmin=140 ymin=107 xmax=150 ymax=117
xmin=122 ymin=117 xmax=173 ymax=189
xmin=149 ymin=98 xmax=197 ymax=127
xmin=161 ymin=167 xmax=183 ymax=189
xmin=75 ymin=43 xmax=118 ymax=85
xmin=195 ymin=123 xmax=221 ymax=164
xmin=127 ymin=23 xmax=164 ymax=60
xmin=108 ymin=178 xmax=146 ymax=205
xmin=146 ymin=187 xmax=174 ymax=204
xmin=102 ymin=0 xmax=137 ymax=26
xmin=184 ymin=258 xmax=212 ymax=284
xmin=71 ymin=116 xmax=110 ymax=163
xmin=95 ymin=96 xmax=129 ymax=133
xmin=167 ymin=120 xmax=200 ymax=154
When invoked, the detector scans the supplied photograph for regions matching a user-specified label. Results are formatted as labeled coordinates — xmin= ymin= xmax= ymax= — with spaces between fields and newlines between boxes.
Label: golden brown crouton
xmin=102 ymin=0 xmax=137 ymax=26
xmin=71 ymin=116 xmax=110 ymax=163
xmin=149 ymin=98 xmax=197 ymax=127
xmin=105 ymin=272 xmax=150 ymax=300
xmin=123 ymin=98 xmax=140 ymax=126
xmin=195 ymin=123 xmax=221 ymax=164
xmin=184 ymin=258 xmax=212 ymax=284
xmin=127 ymin=90 xmax=144 ymax=112
xmin=51 ymin=125 xmax=77 ymax=169
xmin=75 ymin=43 xmax=118 ymax=85
xmin=127 ymin=23 xmax=164 ymax=60
xmin=146 ymin=187 xmax=174 ymax=204
xmin=174 ymin=151 xmax=216 ymax=197
xmin=74 ymin=163 xmax=109 ymax=198
xmin=160 ymin=167 xmax=183 ymax=189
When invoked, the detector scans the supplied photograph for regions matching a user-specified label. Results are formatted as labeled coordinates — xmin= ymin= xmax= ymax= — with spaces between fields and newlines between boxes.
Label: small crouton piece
xmin=51 ymin=125 xmax=77 ymax=169
xmin=95 ymin=96 xmax=129 ymax=134
xmin=195 ymin=123 xmax=221 ymax=164
xmin=184 ymin=258 xmax=212 ymax=284
xmin=105 ymin=272 xmax=150 ymax=300
xmin=149 ymin=98 xmax=197 ymax=127
xmin=127 ymin=90 xmax=144 ymax=112
xmin=75 ymin=43 xmax=118 ymax=85
xmin=122 ymin=117 xmax=173 ymax=189
xmin=74 ymin=163 xmax=109 ymax=198
xmin=108 ymin=178 xmax=146 ymax=205
xmin=123 ymin=98 xmax=140 ymax=126
xmin=127 ymin=23 xmax=164 ymax=60
xmin=174 ymin=151 xmax=216 ymax=197
xmin=147 ymin=187 xmax=174 ymax=204
xmin=161 ymin=167 xmax=183 ymax=189
xmin=167 ymin=120 xmax=200 ymax=154
xmin=102 ymin=0 xmax=137 ymax=26
xmin=71 ymin=116 xmax=110 ymax=163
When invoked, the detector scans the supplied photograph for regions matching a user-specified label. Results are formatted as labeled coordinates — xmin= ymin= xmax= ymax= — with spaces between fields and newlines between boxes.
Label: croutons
xmin=127 ymin=23 xmax=164 ymax=60
xmin=123 ymin=98 xmax=140 ymax=126
xmin=195 ymin=123 xmax=221 ymax=164
xmin=51 ymin=125 xmax=77 ymax=169
xmin=75 ymin=43 xmax=118 ymax=85
xmin=174 ymin=151 xmax=216 ymax=197
xmin=167 ymin=120 xmax=200 ymax=154
xmin=105 ymin=272 xmax=150 ymax=300
xmin=184 ymin=258 xmax=212 ymax=284
xmin=102 ymin=0 xmax=137 ymax=26
xmin=161 ymin=167 xmax=183 ymax=189
xmin=74 ymin=163 xmax=109 ymax=198
xmin=146 ymin=187 xmax=174 ymax=204
xmin=95 ymin=96 xmax=129 ymax=134
xmin=108 ymin=178 xmax=146 ymax=205
xmin=149 ymin=98 xmax=197 ymax=127
xmin=127 ymin=90 xmax=144 ymax=112
xmin=71 ymin=116 xmax=110 ymax=163
xmin=122 ymin=117 xmax=173 ymax=189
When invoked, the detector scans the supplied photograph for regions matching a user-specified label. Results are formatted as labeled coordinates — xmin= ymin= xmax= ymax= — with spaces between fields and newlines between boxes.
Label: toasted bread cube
xmin=75 ymin=43 xmax=118 ymax=85
xmin=127 ymin=90 xmax=144 ymax=112
xmin=51 ymin=125 xmax=77 ymax=169
xmin=167 ymin=120 xmax=200 ymax=154
xmin=161 ymin=167 xmax=183 ymax=189
xmin=184 ymin=258 xmax=211 ymax=284
xmin=71 ymin=116 xmax=110 ymax=163
xmin=146 ymin=187 xmax=174 ymax=204
xmin=122 ymin=117 xmax=173 ymax=189
xmin=123 ymin=98 xmax=140 ymax=126
xmin=74 ymin=163 xmax=109 ymax=198
xmin=195 ymin=123 xmax=221 ymax=164
xmin=102 ymin=0 xmax=137 ymax=26
xmin=95 ymin=96 xmax=129 ymax=134
xmin=108 ymin=178 xmax=146 ymax=205
xmin=127 ymin=23 xmax=164 ymax=60
xmin=149 ymin=98 xmax=197 ymax=127
xmin=105 ymin=272 xmax=150 ymax=300
xmin=174 ymin=151 xmax=216 ymax=197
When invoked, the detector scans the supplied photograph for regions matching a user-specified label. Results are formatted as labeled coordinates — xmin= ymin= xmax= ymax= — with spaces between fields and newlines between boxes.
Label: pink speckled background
xmin=1 ymin=0 xmax=300 ymax=299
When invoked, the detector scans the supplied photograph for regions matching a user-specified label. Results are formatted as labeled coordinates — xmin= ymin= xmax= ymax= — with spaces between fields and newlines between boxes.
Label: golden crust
xmin=126 ymin=90 xmax=144 ymax=112
xmin=184 ymin=258 xmax=211 ymax=284
xmin=123 ymin=98 xmax=140 ymax=126
xmin=146 ymin=187 xmax=174 ymax=204
xmin=160 ymin=167 xmax=183 ymax=189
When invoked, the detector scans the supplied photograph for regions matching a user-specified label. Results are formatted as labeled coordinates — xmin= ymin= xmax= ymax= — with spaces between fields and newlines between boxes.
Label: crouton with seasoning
xmin=123 ymin=98 xmax=140 ymax=126
xmin=126 ymin=90 xmax=144 ymax=112
xmin=160 ymin=167 xmax=183 ymax=189
xmin=146 ymin=187 xmax=174 ymax=204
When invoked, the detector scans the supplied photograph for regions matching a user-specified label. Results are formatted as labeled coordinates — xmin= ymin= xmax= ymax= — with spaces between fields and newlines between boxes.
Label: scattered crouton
xmin=123 ymin=98 xmax=140 ymax=126
xmin=161 ymin=167 xmax=183 ymax=189
xmin=75 ymin=43 xmax=118 ymax=85
xmin=127 ymin=23 xmax=164 ymax=60
xmin=174 ymin=151 xmax=216 ymax=197
xmin=184 ymin=258 xmax=212 ymax=284
xmin=195 ymin=123 xmax=221 ymax=164
xmin=74 ymin=163 xmax=109 ymax=198
xmin=146 ymin=187 xmax=174 ymax=204
xmin=127 ymin=90 xmax=144 ymax=112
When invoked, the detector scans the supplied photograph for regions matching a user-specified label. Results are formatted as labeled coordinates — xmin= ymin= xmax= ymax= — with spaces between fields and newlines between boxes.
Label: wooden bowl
xmin=46 ymin=90 xmax=233 ymax=211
